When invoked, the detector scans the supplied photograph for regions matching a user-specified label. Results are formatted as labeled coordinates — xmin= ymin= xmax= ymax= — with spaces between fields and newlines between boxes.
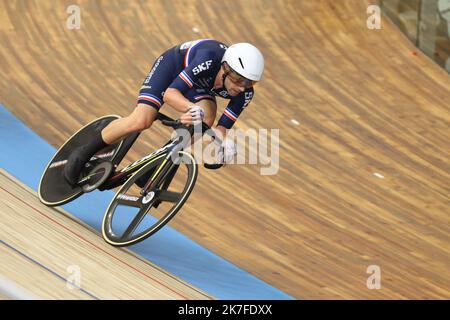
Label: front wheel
xmin=102 ymin=151 xmax=198 ymax=247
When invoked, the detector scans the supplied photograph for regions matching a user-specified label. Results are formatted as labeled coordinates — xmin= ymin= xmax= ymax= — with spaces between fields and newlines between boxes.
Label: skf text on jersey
xmin=192 ymin=60 xmax=213 ymax=75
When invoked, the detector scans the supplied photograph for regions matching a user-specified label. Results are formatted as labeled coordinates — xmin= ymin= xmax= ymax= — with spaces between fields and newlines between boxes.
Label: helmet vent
xmin=238 ymin=57 xmax=245 ymax=69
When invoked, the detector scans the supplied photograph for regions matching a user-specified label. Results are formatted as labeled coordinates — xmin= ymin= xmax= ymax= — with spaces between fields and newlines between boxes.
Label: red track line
xmin=0 ymin=185 xmax=193 ymax=300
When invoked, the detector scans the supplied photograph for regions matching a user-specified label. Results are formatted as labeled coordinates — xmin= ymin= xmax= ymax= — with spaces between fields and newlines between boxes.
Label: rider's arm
xmin=217 ymin=88 xmax=254 ymax=129
xmin=166 ymin=53 xmax=219 ymax=113
xmin=163 ymin=88 xmax=193 ymax=113
xmin=214 ymin=125 xmax=227 ymax=140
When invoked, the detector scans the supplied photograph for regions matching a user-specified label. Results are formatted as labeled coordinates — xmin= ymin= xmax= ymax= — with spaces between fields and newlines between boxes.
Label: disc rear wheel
xmin=38 ymin=115 xmax=123 ymax=206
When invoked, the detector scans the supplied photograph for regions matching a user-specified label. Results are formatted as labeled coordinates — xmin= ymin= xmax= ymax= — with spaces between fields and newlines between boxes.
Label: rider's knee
xmin=195 ymin=99 xmax=216 ymax=128
xmin=203 ymin=111 xmax=216 ymax=128
xmin=127 ymin=104 xmax=157 ymax=132
xmin=130 ymin=117 xmax=153 ymax=132
xmin=203 ymin=117 xmax=214 ymax=128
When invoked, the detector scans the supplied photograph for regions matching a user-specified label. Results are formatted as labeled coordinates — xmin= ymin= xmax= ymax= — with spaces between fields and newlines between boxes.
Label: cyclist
xmin=64 ymin=39 xmax=264 ymax=185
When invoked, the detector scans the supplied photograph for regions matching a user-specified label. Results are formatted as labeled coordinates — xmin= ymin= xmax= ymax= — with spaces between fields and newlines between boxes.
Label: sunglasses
xmin=226 ymin=67 xmax=257 ymax=88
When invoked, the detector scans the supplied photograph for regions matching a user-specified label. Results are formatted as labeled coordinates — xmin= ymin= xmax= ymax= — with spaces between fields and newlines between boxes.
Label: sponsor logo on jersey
xmin=243 ymin=91 xmax=253 ymax=108
xmin=192 ymin=60 xmax=213 ymax=75
xmin=180 ymin=41 xmax=192 ymax=50
xmin=144 ymin=56 xmax=164 ymax=84
xmin=218 ymin=90 xmax=230 ymax=98
xmin=180 ymin=40 xmax=199 ymax=50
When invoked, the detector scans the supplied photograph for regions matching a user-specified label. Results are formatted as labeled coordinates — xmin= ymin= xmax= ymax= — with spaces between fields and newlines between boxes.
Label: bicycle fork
xmin=139 ymin=142 xmax=183 ymax=197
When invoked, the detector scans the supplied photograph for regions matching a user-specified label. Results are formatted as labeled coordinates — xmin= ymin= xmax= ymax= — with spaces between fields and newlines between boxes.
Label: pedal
xmin=153 ymin=200 xmax=161 ymax=209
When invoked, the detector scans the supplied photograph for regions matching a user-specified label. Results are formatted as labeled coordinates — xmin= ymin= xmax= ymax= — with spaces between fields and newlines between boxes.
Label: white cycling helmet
xmin=221 ymin=43 xmax=264 ymax=81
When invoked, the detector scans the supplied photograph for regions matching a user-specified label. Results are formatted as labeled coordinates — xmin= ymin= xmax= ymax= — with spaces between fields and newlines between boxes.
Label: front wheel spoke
xmin=122 ymin=207 xmax=149 ymax=239
xmin=116 ymin=194 xmax=142 ymax=208
xmin=157 ymin=190 xmax=182 ymax=203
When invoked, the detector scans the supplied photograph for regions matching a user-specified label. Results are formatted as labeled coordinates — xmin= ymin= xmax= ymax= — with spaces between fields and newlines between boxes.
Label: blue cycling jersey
xmin=137 ymin=39 xmax=255 ymax=129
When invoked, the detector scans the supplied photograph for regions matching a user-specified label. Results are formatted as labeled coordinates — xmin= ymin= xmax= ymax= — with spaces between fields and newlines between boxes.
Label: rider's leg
xmin=196 ymin=98 xmax=217 ymax=128
xmin=101 ymin=104 xmax=158 ymax=144
xmin=63 ymin=46 xmax=177 ymax=186
xmin=135 ymin=98 xmax=217 ymax=189
xmin=178 ymin=98 xmax=218 ymax=166
xmin=190 ymin=98 xmax=218 ymax=146
xmin=63 ymin=104 xmax=158 ymax=185
xmin=186 ymin=92 xmax=218 ymax=134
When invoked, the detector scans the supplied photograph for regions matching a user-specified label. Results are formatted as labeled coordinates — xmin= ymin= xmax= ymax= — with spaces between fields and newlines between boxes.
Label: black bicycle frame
xmin=98 ymin=137 xmax=180 ymax=191
xmin=97 ymin=112 xmax=222 ymax=191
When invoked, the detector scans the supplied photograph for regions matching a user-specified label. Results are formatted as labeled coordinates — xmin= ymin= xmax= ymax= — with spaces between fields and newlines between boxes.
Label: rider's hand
xmin=180 ymin=105 xmax=205 ymax=125
xmin=216 ymin=139 xmax=237 ymax=165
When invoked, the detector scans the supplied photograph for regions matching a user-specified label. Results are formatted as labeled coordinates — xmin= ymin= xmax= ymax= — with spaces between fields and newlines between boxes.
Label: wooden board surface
xmin=0 ymin=170 xmax=212 ymax=300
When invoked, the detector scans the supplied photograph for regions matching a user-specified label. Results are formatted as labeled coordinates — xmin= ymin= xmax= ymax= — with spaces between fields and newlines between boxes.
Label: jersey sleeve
xmin=169 ymin=51 xmax=217 ymax=94
xmin=217 ymin=88 xmax=254 ymax=129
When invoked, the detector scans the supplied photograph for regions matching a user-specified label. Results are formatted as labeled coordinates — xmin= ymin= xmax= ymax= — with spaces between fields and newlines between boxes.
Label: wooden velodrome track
xmin=0 ymin=0 xmax=449 ymax=299
xmin=0 ymin=170 xmax=212 ymax=299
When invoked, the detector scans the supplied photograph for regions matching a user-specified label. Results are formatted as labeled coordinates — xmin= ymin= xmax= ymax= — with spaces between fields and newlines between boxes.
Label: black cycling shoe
xmin=63 ymin=129 xmax=109 ymax=186
xmin=63 ymin=145 xmax=92 ymax=186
